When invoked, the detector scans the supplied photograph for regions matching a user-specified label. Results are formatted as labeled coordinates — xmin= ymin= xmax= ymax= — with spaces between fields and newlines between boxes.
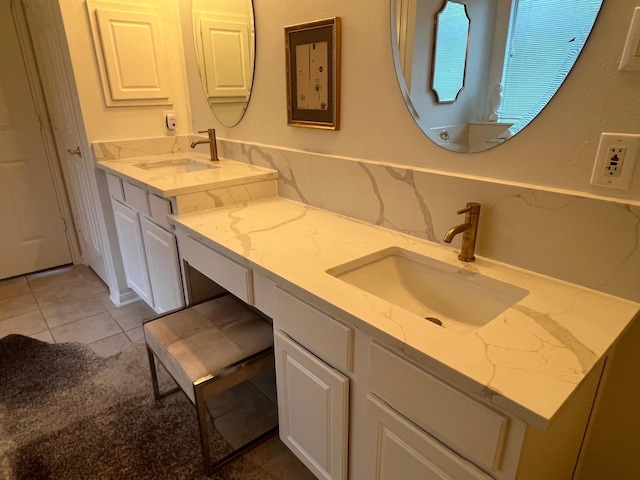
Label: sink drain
xmin=425 ymin=316 xmax=443 ymax=326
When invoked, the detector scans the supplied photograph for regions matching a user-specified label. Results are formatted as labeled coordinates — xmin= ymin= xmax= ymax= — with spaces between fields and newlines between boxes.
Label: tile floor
xmin=0 ymin=264 xmax=316 ymax=480
xmin=0 ymin=264 xmax=152 ymax=355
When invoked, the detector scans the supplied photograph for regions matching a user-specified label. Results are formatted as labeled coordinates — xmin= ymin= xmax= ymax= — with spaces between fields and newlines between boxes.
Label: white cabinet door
xmin=274 ymin=330 xmax=349 ymax=480
xmin=112 ymin=200 xmax=153 ymax=307
xmin=366 ymin=394 xmax=493 ymax=480
xmin=140 ymin=216 xmax=184 ymax=313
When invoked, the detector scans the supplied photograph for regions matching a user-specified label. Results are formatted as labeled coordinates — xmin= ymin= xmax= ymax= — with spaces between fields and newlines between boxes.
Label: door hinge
xmin=61 ymin=217 xmax=67 ymax=232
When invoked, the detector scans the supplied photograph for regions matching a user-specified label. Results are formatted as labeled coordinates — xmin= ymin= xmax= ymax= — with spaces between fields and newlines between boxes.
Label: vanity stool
xmin=143 ymin=293 xmax=277 ymax=474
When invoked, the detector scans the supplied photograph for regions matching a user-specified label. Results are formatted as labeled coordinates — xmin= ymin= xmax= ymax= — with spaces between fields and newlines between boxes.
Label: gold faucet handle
xmin=456 ymin=202 xmax=481 ymax=215
xmin=198 ymin=128 xmax=216 ymax=137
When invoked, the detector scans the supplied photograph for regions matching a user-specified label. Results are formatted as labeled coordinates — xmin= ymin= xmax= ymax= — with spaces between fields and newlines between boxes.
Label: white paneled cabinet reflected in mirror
xmin=393 ymin=0 xmax=603 ymax=153
xmin=192 ymin=0 xmax=255 ymax=126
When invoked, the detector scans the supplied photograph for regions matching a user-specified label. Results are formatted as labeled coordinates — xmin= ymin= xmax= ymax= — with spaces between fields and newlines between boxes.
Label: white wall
xmin=58 ymin=0 xmax=193 ymax=142
xmin=186 ymin=0 xmax=640 ymax=202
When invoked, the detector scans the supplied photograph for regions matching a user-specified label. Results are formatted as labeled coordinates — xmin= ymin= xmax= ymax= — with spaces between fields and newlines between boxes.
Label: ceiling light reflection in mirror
xmin=192 ymin=0 xmax=255 ymax=127
xmin=392 ymin=0 xmax=603 ymax=153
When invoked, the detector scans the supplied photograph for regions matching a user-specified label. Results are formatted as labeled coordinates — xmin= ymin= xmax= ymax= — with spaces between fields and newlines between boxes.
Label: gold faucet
xmin=190 ymin=128 xmax=218 ymax=161
xmin=443 ymin=202 xmax=481 ymax=262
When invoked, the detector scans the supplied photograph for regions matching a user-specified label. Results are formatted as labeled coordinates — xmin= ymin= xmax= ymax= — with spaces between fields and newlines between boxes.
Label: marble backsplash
xmin=218 ymin=139 xmax=640 ymax=304
xmin=90 ymin=135 xmax=639 ymax=303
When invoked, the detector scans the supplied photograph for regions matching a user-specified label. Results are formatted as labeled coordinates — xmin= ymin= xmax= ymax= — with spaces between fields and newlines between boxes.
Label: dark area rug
xmin=0 ymin=334 xmax=279 ymax=480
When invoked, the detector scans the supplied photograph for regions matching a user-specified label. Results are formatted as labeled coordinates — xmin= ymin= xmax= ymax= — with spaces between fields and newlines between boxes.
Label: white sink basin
xmin=327 ymin=247 xmax=528 ymax=333
xmin=133 ymin=157 xmax=219 ymax=175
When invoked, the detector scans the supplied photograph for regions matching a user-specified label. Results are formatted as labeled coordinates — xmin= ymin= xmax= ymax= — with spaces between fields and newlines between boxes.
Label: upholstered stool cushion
xmin=144 ymin=295 xmax=273 ymax=404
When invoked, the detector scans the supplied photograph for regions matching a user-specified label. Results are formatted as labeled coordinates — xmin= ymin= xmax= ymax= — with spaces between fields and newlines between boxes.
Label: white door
xmin=274 ymin=330 xmax=349 ymax=480
xmin=111 ymin=200 xmax=154 ymax=307
xmin=140 ymin=216 xmax=184 ymax=313
xmin=365 ymin=394 xmax=493 ymax=480
xmin=0 ymin=0 xmax=71 ymax=279
xmin=20 ymin=0 xmax=108 ymax=282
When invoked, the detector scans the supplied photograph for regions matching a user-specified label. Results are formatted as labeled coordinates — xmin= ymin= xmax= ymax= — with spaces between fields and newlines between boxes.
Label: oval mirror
xmin=192 ymin=0 xmax=255 ymax=127
xmin=392 ymin=0 xmax=603 ymax=153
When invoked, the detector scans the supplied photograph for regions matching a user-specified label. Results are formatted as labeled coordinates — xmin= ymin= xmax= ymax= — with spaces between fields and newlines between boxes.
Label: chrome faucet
xmin=443 ymin=202 xmax=481 ymax=262
xmin=190 ymin=128 xmax=218 ymax=161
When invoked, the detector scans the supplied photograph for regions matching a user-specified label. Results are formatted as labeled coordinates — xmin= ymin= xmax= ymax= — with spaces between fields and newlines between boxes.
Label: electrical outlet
xmin=604 ymin=147 xmax=626 ymax=177
xmin=590 ymin=133 xmax=639 ymax=189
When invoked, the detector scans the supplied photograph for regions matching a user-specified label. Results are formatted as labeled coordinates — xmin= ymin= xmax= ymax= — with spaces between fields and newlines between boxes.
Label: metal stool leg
xmin=194 ymin=383 xmax=213 ymax=473
xmin=146 ymin=346 xmax=180 ymax=400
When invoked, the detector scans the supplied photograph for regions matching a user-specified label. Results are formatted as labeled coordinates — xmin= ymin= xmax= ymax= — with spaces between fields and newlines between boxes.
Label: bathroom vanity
xmin=97 ymin=143 xmax=639 ymax=479
xmin=97 ymin=151 xmax=277 ymax=313
xmin=168 ymin=197 xmax=639 ymax=480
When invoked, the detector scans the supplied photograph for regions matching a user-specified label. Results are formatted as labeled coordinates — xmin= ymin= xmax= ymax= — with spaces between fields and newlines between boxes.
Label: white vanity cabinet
xmin=140 ymin=216 xmax=183 ymax=313
xmin=365 ymin=394 xmax=493 ymax=480
xmin=107 ymin=173 xmax=184 ymax=313
xmin=273 ymin=288 xmax=352 ymax=480
xmin=363 ymin=341 xmax=511 ymax=479
xmin=111 ymin=199 xmax=153 ymax=306
xmin=360 ymin=338 xmax=605 ymax=480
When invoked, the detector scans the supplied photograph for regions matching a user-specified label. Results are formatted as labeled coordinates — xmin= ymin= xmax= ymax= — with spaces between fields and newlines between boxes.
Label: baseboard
xmin=109 ymin=289 xmax=140 ymax=308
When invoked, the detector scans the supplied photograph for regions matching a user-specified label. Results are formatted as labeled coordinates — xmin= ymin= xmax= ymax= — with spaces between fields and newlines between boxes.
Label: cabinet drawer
xmin=369 ymin=341 xmax=508 ymax=471
xmin=106 ymin=173 xmax=124 ymax=201
xmin=178 ymin=232 xmax=253 ymax=304
xmin=253 ymin=270 xmax=276 ymax=318
xmin=123 ymin=181 xmax=150 ymax=216
xmin=149 ymin=193 xmax=172 ymax=229
xmin=275 ymin=288 xmax=353 ymax=372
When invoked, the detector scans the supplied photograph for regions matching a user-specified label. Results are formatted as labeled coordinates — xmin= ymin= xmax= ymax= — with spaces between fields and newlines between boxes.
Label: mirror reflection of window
xmin=498 ymin=0 xmax=601 ymax=134
xmin=431 ymin=1 xmax=470 ymax=103
xmin=391 ymin=0 xmax=603 ymax=153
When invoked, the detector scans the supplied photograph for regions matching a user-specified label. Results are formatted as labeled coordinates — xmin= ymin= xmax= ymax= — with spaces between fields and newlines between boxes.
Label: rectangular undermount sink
xmin=132 ymin=157 xmax=219 ymax=175
xmin=327 ymin=247 xmax=529 ymax=333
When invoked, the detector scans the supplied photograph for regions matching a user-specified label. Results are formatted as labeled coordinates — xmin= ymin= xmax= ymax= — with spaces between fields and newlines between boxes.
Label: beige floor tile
xmin=29 ymin=330 xmax=54 ymax=343
xmin=125 ymin=326 xmax=144 ymax=342
xmin=212 ymin=392 xmax=278 ymax=449
xmin=75 ymin=265 xmax=110 ymax=294
xmin=26 ymin=265 xmax=79 ymax=291
xmin=32 ymin=279 xmax=96 ymax=310
xmin=0 ymin=311 xmax=48 ymax=338
xmin=96 ymin=291 xmax=118 ymax=311
xmin=50 ymin=312 xmax=123 ymax=344
xmin=109 ymin=300 xmax=156 ymax=331
xmin=41 ymin=297 xmax=106 ymax=328
xmin=0 ymin=276 xmax=30 ymax=301
xmin=0 ymin=293 xmax=40 ymax=321
xmin=250 ymin=368 xmax=278 ymax=403
xmin=206 ymin=380 xmax=263 ymax=418
xmin=88 ymin=333 xmax=132 ymax=357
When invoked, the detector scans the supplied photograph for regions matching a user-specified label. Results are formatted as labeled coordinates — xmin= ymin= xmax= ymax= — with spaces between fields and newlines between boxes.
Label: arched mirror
xmin=192 ymin=0 xmax=255 ymax=127
xmin=392 ymin=0 xmax=603 ymax=153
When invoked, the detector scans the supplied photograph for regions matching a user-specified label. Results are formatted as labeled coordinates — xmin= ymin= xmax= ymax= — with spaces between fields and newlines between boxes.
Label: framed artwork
xmin=285 ymin=17 xmax=341 ymax=129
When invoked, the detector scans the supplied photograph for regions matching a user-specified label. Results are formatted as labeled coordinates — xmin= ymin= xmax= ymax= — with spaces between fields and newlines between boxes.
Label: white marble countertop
xmin=169 ymin=196 xmax=639 ymax=430
xmin=97 ymin=152 xmax=278 ymax=197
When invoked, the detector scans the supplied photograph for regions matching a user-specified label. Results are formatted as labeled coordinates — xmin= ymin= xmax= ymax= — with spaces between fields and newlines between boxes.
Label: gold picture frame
xmin=285 ymin=17 xmax=341 ymax=130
